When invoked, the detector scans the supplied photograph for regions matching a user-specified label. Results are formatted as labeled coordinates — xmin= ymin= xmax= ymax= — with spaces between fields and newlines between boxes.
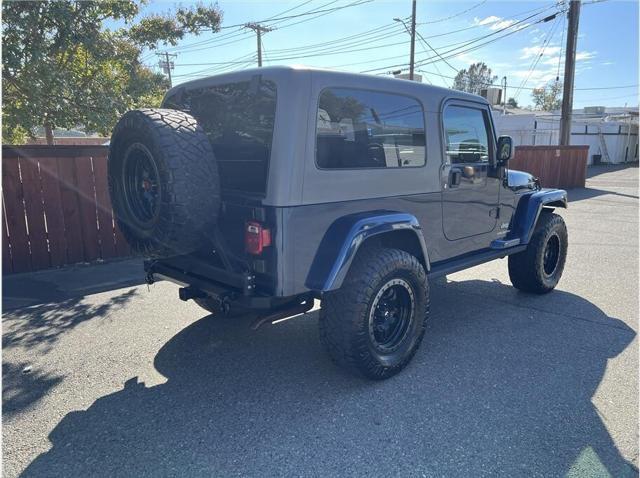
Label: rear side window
xmin=443 ymin=105 xmax=492 ymax=164
xmin=163 ymin=79 xmax=277 ymax=195
xmin=316 ymin=88 xmax=426 ymax=169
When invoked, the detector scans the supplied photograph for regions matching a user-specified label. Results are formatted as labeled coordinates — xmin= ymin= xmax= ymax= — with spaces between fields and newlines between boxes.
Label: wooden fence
xmin=2 ymin=145 xmax=130 ymax=274
xmin=510 ymin=145 xmax=589 ymax=189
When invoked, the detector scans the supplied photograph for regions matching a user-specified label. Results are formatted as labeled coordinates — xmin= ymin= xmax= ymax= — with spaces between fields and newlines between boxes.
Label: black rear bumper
xmin=144 ymin=257 xmax=276 ymax=309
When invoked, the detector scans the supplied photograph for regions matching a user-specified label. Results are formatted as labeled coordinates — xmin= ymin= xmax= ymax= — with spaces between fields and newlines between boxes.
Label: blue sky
xmin=138 ymin=0 xmax=639 ymax=108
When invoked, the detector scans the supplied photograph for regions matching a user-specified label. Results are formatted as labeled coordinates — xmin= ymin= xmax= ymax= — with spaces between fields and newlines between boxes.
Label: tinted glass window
xmin=443 ymin=106 xmax=492 ymax=164
xmin=316 ymin=88 xmax=425 ymax=169
xmin=163 ymin=79 xmax=277 ymax=194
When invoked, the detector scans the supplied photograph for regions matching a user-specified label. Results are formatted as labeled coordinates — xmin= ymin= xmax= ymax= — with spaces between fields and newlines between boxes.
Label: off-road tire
xmin=508 ymin=211 xmax=568 ymax=294
xmin=319 ymin=247 xmax=429 ymax=380
xmin=108 ymin=108 xmax=220 ymax=257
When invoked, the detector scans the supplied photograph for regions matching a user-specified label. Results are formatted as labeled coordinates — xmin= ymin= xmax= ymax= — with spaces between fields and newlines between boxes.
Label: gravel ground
xmin=3 ymin=165 xmax=638 ymax=477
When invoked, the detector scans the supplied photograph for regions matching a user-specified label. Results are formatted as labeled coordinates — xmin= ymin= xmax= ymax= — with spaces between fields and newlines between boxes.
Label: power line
xmin=199 ymin=0 xmax=372 ymax=32
xmin=237 ymin=6 xmax=558 ymax=66
xmin=169 ymin=5 xmax=558 ymax=76
xmin=419 ymin=0 xmax=488 ymax=25
xmin=268 ymin=0 xmax=372 ymax=30
xmin=512 ymin=14 xmax=562 ymax=100
xmin=172 ymin=52 xmax=256 ymax=78
xmin=167 ymin=2 xmax=552 ymax=72
xmin=323 ymin=7 xmax=556 ymax=70
xmin=244 ymin=23 xmax=273 ymax=67
xmin=165 ymin=0 xmax=371 ymax=54
xmin=362 ymin=5 xmax=560 ymax=74
xmin=262 ymin=21 xmax=406 ymax=54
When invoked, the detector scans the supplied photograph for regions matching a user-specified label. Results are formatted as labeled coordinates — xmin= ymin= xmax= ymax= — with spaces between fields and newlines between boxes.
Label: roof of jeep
xmin=165 ymin=65 xmax=487 ymax=105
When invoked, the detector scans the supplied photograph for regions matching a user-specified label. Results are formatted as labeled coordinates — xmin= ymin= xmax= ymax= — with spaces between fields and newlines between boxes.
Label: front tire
xmin=508 ymin=211 xmax=568 ymax=294
xmin=319 ymin=247 xmax=429 ymax=380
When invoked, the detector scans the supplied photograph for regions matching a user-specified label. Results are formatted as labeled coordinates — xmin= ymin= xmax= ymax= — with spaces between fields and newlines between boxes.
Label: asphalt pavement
xmin=3 ymin=164 xmax=638 ymax=477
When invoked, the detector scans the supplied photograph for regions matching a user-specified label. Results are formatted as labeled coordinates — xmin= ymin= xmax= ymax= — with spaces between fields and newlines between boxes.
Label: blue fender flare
xmin=512 ymin=189 xmax=568 ymax=244
xmin=305 ymin=211 xmax=430 ymax=292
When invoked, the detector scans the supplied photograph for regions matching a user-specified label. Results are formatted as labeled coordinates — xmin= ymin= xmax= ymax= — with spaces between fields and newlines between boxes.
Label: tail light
xmin=245 ymin=221 xmax=271 ymax=255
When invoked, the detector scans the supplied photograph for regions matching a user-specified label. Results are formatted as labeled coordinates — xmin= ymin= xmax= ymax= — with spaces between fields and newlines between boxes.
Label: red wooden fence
xmin=2 ymin=145 xmax=130 ymax=274
xmin=510 ymin=145 xmax=589 ymax=189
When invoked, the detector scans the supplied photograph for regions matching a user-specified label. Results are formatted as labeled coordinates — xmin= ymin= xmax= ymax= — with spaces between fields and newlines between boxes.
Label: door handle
xmin=449 ymin=169 xmax=462 ymax=187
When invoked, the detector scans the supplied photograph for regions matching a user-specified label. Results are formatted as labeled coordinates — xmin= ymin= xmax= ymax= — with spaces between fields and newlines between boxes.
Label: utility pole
xmin=157 ymin=52 xmax=177 ymax=87
xmin=245 ymin=23 xmax=273 ymax=67
xmin=409 ymin=0 xmax=417 ymax=80
xmin=502 ymin=76 xmax=507 ymax=115
xmin=559 ymin=0 xmax=581 ymax=146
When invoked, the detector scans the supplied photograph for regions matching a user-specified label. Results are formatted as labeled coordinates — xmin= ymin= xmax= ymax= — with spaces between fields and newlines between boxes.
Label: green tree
xmin=452 ymin=62 xmax=498 ymax=95
xmin=507 ymin=97 xmax=519 ymax=108
xmin=2 ymin=1 xmax=223 ymax=144
xmin=531 ymin=81 xmax=563 ymax=111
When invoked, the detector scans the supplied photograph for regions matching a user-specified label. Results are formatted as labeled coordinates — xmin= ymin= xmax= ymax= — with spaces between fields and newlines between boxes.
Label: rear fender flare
xmin=305 ymin=211 xmax=430 ymax=292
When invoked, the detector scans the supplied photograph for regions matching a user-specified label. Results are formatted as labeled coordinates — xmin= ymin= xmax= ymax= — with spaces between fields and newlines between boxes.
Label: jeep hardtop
xmin=108 ymin=66 xmax=568 ymax=379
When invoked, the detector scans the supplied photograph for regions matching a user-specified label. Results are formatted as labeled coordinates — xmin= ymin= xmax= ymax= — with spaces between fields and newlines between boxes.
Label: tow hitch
xmin=178 ymin=286 xmax=207 ymax=302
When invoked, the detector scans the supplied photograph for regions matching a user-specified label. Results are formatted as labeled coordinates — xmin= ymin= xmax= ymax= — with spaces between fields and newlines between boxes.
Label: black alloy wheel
xmin=542 ymin=233 xmax=561 ymax=277
xmin=320 ymin=247 xmax=429 ymax=379
xmin=122 ymin=143 xmax=160 ymax=228
xmin=369 ymin=279 xmax=415 ymax=353
xmin=508 ymin=211 xmax=568 ymax=294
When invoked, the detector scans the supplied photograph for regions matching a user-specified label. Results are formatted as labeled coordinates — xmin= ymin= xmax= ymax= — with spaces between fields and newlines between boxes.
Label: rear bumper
xmin=144 ymin=258 xmax=275 ymax=309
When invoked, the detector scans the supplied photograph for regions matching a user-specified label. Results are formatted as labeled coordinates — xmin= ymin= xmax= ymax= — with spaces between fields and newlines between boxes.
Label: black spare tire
xmin=108 ymin=108 xmax=220 ymax=257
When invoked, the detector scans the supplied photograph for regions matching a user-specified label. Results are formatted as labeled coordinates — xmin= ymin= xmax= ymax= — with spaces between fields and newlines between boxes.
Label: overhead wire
xmin=361 ymin=5 xmax=560 ymax=74
xmin=512 ymin=14 xmax=562 ymax=100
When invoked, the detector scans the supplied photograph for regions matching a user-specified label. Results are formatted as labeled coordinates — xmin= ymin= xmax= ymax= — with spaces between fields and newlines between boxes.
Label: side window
xmin=316 ymin=88 xmax=426 ymax=169
xmin=443 ymin=105 xmax=492 ymax=164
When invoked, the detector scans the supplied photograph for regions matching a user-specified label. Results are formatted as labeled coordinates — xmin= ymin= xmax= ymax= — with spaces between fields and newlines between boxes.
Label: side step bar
xmin=490 ymin=238 xmax=521 ymax=249
xmin=428 ymin=245 xmax=527 ymax=279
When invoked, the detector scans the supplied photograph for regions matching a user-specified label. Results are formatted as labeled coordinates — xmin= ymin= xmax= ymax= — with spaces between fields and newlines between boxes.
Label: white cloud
xmin=473 ymin=15 xmax=516 ymax=31
xmin=509 ymin=67 xmax=560 ymax=88
xmin=541 ymin=56 xmax=562 ymax=66
xmin=520 ymin=45 xmax=562 ymax=59
xmin=490 ymin=19 xmax=516 ymax=30
xmin=454 ymin=52 xmax=481 ymax=65
xmin=575 ymin=51 xmax=596 ymax=62
xmin=474 ymin=15 xmax=501 ymax=26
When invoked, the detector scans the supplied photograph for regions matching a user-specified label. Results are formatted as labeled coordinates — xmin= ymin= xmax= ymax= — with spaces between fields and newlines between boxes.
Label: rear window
xmin=163 ymin=78 xmax=277 ymax=195
xmin=316 ymin=88 xmax=426 ymax=169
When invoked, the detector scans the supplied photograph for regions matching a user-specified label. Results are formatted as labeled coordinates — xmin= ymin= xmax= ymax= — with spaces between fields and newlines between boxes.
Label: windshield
xmin=163 ymin=78 xmax=277 ymax=195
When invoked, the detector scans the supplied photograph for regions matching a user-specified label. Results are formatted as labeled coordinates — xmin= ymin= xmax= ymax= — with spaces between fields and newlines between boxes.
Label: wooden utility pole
xmin=559 ymin=0 xmax=581 ymax=146
xmin=409 ymin=0 xmax=417 ymax=80
xmin=245 ymin=23 xmax=273 ymax=67
xmin=502 ymin=76 xmax=507 ymax=115
xmin=157 ymin=52 xmax=176 ymax=87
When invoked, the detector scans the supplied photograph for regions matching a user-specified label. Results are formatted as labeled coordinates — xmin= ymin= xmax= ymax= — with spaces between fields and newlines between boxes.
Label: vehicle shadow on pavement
xmin=21 ymin=281 xmax=636 ymax=477
xmin=3 ymin=289 xmax=138 ymax=419
xmin=568 ymin=187 xmax=639 ymax=203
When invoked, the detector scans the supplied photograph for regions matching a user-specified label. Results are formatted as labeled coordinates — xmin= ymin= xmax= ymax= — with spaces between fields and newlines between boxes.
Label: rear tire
xmin=319 ymin=247 xmax=429 ymax=380
xmin=108 ymin=108 xmax=220 ymax=257
xmin=508 ymin=211 xmax=568 ymax=294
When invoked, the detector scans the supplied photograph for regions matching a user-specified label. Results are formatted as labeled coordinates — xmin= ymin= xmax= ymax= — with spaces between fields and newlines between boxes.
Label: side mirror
xmin=497 ymin=135 xmax=513 ymax=163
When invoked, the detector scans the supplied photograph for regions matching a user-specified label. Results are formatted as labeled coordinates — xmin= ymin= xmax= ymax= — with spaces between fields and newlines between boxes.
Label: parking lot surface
xmin=3 ymin=165 xmax=638 ymax=477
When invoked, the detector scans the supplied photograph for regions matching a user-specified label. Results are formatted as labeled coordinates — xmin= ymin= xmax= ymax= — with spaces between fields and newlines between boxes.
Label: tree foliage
xmin=531 ymin=81 xmax=563 ymax=111
xmin=2 ymin=1 xmax=222 ymax=144
xmin=452 ymin=62 xmax=498 ymax=96
xmin=507 ymin=97 xmax=519 ymax=108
